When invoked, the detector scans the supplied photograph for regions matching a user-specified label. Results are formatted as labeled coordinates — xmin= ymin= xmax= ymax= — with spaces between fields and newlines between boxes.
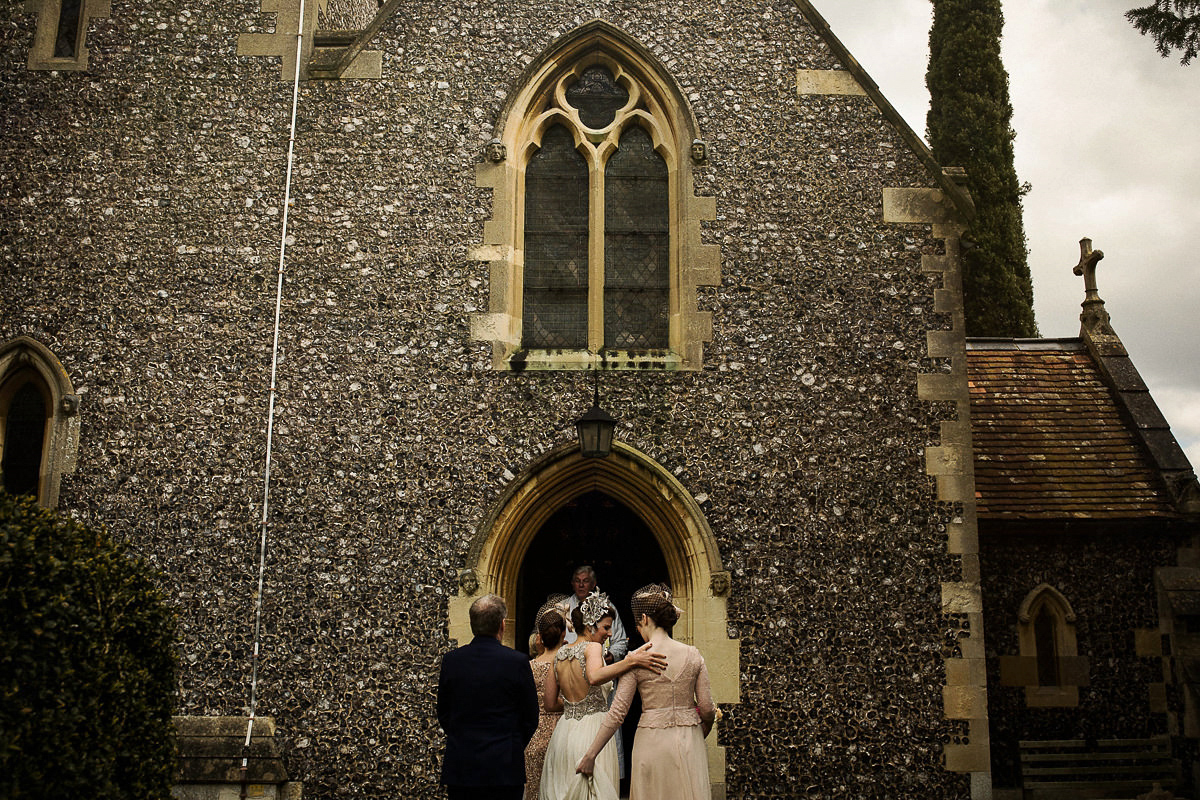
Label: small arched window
xmin=0 ymin=338 xmax=80 ymax=507
xmin=1002 ymin=584 xmax=1087 ymax=708
xmin=472 ymin=22 xmax=719 ymax=371
xmin=53 ymin=0 xmax=84 ymax=58
xmin=25 ymin=0 xmax=105 ymax=71
xmin=1033 ymin=606 xmax=1060 ymax=687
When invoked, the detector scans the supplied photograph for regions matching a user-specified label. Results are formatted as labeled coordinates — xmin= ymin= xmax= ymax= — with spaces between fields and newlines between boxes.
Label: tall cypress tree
xmin=927 ymin=0 xmax=1038 ymax=338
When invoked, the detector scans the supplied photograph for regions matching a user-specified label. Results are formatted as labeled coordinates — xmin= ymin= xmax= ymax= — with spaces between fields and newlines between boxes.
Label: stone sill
xmin=507 ymin=349 xmax=685 ymax=372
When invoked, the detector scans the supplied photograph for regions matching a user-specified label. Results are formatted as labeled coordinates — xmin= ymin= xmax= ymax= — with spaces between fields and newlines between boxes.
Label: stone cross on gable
xmin=1073 ymin=237 xmax=1104 ymax=300
xmin=1073 ymin=237 xmax=1112 ymax=335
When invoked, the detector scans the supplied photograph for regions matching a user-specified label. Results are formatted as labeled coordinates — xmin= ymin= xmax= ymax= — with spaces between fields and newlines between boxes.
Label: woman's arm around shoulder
xmin=584 ymin=640 xmax=667 ymax=686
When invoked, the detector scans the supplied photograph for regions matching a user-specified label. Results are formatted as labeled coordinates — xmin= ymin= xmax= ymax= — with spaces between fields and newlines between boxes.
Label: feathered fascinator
xmin=630 ymin=583 xmax=682 ymax=620
xmin=579 ymin=588 xmax=613 ymax=629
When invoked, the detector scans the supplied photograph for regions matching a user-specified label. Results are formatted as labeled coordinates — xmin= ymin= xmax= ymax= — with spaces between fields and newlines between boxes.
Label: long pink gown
xmin=594 ymin=644 xmax=715 ymax=800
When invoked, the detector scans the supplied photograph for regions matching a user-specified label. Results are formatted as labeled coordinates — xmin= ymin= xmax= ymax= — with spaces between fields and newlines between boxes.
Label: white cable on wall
xmin=243 ymin=0 xmax=307 ymax=779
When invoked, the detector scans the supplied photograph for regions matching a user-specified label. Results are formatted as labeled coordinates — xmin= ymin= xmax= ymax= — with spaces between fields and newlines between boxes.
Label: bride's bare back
xmin=554 ymin=643 xmax=593 ymax=703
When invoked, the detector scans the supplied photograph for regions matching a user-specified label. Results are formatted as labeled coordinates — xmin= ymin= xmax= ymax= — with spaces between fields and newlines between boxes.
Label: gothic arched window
xmin=0 ymin=337 xmax=80 ymax=507
xmin=472 ymin=23 xmax=719 ymax=371
xmin=1033 ymin=606 xmax=1060 ymax=687
xmin=0 ymin=370 xmax=50 ymax=497
xmin=520 ymin=68 xmax=670 ymax=353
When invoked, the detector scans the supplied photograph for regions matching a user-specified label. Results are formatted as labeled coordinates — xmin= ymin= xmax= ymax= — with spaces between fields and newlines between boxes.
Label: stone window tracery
xmin=521 ymin=65 xmax=670 ymax=354
xmin=471 ymin=23 xmax=719 ymax=371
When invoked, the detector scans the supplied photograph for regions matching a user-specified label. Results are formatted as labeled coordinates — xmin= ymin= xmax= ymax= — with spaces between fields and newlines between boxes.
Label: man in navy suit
xmin=437 ymin=593 xmax=540 ymax=800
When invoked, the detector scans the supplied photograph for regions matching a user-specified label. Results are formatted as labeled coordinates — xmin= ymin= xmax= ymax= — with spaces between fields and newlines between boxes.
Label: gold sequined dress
xmin=525 ymin=658 xmax=562 ymax=800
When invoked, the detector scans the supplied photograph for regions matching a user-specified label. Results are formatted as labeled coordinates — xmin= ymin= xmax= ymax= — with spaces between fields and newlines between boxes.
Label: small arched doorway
xmin=448 ymin=441 xmax=738 ymax=797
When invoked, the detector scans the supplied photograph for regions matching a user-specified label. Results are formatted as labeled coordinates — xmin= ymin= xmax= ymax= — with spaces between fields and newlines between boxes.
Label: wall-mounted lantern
xmin=575 ymin=373 xmax=616 ymax=458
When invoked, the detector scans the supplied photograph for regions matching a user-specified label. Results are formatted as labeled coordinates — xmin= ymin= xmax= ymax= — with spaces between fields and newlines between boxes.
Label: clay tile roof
xmin=966 ymin=340 xmax=1176 ymax=520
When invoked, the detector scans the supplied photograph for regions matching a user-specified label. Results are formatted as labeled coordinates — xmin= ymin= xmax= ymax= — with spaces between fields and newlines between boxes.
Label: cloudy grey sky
xmin=815 ymin=0 xmax=1200 ymax=469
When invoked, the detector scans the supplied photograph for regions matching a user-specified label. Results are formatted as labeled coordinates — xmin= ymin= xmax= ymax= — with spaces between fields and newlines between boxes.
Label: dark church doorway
xmin=516 ymin=489 xmax=670 ymax=796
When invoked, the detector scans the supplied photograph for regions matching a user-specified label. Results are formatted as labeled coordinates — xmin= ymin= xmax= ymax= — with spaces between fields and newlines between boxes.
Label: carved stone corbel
xmin=458 ymin=569 xmax=479 ymax=596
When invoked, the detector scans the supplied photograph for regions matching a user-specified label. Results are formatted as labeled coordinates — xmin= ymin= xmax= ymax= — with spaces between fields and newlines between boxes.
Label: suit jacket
xmin=437 ymin=634 xmax=540 ymax=788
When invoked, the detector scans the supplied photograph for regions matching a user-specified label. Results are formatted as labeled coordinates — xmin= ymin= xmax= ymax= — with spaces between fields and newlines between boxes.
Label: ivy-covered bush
xmin=0 ymin=492 xmax=177 ymax=799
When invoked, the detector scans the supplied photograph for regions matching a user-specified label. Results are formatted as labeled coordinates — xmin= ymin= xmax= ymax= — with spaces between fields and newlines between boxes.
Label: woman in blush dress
xmin=539 ymin=590 xmax=666 ymax=800
xmin=575 ymin=584 xmax=716 ymax=800
xmin=525 ymin=597 xmax=568 ymax=800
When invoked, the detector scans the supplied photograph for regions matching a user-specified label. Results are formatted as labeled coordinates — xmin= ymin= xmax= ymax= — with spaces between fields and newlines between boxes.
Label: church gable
xmin=0 ymin=0 xmax=1016 ymax=797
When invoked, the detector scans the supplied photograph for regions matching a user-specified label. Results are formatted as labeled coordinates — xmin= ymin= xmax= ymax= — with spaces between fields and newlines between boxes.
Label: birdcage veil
xmin=630 ymin=583 xmax=681 ymax=621
xmin=535 ymin=593 xmax=570 ymax=635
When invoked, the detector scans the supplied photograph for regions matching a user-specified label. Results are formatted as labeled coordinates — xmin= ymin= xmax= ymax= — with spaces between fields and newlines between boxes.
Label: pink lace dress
xmin=525 ymin=659 xmax=562 ymax=800
xmin=594 ymin=644 xmax=715 ymax=800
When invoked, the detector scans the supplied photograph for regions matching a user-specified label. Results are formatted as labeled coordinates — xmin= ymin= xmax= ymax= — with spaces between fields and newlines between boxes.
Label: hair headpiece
xmin=535 ymin=593 xmax=570 ymax=632
xmin=579 ymin=588 xmax=613 ymax=629
xmin=630 ymin=583 xmax=682 ymax=620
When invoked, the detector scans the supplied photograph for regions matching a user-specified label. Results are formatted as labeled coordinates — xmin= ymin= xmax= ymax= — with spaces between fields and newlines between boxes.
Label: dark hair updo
xmin=537 ymin=608 xmax=566 ymax=649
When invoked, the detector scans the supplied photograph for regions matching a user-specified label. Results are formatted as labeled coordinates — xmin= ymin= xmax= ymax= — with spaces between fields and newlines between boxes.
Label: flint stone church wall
xmin=0 ymin=1 xmax=971 ymax=796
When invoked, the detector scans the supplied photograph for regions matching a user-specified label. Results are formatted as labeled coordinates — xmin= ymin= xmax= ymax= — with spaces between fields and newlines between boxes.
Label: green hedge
xmin=0 ymin=492 xmax=177 ymax=799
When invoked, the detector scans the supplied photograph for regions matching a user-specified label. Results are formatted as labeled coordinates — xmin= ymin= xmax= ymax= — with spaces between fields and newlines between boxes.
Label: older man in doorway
xmin=563 ymin=565 xmax=627 ymax=664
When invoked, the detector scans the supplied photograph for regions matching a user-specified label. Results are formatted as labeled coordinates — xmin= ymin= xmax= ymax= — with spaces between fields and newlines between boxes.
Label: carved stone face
xmin=710 ymin=572 xmax=730 ymax=596
xmin=485 ymin=140 xmax=506 ymax=163
xmin=690 ymin=140 xmax=706 ymax=163
xmin=459 ymin=570 xmax=479 ymax=596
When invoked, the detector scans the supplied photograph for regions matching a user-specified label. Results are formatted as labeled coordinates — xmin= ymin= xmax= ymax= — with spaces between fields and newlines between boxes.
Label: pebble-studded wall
xmin=0 ymin=0 xmax=973 ymax=796
xmin=321 ymin=0 xmax=376 ymax=30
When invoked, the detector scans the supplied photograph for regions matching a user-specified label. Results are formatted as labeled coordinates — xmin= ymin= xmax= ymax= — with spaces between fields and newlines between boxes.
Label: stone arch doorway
xmin=448 ymin=440 xmax=738 ymax=796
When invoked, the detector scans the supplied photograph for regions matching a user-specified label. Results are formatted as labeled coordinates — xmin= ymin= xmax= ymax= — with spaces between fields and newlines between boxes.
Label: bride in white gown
xmin=539 ymin=590 xmax=665 ymax=800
